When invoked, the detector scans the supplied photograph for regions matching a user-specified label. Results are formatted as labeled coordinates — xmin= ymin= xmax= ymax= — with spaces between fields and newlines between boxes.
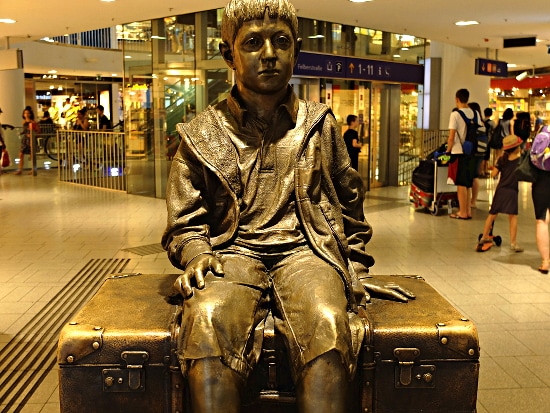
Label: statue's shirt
xmin=226 ymin=89 xmax=307 ymax=252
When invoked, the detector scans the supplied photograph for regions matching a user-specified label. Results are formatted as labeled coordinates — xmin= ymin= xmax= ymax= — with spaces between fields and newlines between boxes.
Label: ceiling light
xmin=0 ymin=18 xmax=16 ymax=24
xmin=307 ymin=34 xmax=325 ymax=39
xmin=455 ymin=21 xmax=479 ymax=26
xmin=151 ymin=35 xmax=166 ymax=40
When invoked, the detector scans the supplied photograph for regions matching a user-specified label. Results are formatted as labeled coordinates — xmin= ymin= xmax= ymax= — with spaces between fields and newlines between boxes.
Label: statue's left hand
xmin=359 ymin=277 xmax=415 ymax=304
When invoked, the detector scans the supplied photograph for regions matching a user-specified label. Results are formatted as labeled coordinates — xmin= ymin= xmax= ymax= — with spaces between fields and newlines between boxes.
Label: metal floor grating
xmin=122 ymin=243 xmax=165 ymax=256
xmin=0 ymin=258 xmax=131 ymax=413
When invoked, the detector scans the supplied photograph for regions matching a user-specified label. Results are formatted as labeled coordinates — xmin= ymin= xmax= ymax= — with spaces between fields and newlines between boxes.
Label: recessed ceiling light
xmin=455 ymin=21 xmax=479 ymax=26
xmin=0 ymin=18 xmax=16 ymax=24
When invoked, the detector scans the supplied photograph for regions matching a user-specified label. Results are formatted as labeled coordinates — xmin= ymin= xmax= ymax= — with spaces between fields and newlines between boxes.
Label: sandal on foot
xmin=450 ymin=214 xmax=471 ymax=220
xmin=539 ymin=259 xmax=550 ymax=274
xmin=510 ymin=244 xmax=524 ymax=253
xmin=476 ymin=239 xmax=493 ymax=252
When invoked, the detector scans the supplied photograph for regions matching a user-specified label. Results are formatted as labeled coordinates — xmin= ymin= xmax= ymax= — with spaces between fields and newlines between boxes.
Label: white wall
xmin=13 ymin=41 xmax=123 ymax=77
xmin=430 ymin=41 xmax=491 ymax=128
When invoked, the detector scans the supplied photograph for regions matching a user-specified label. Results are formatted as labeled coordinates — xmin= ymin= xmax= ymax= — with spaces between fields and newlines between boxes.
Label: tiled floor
xmin=1 ymin=168 xmax=549 ymax=412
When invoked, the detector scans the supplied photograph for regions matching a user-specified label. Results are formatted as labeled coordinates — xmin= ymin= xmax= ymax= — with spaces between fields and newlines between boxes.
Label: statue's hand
xmin=173 ymin=254 xmax=224 ymax=298
xmin=359 ymin=276 xmax=415 ymax=303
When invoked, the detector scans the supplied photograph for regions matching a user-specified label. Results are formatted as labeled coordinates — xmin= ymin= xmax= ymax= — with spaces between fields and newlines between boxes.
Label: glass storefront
xmin=116 ymin=8 xmax=425 ymax=198
xmin=291 ymin=78 xmax=420 ymax=189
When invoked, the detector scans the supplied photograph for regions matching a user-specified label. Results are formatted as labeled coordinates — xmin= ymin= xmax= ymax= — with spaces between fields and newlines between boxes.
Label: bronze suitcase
xmin=362 ymin=275 xmax=479 ymax=412
xmin=58 ymin=273 xmax=479 ymax=413
xmin=57 ymin=273 xmax=184 ymax=413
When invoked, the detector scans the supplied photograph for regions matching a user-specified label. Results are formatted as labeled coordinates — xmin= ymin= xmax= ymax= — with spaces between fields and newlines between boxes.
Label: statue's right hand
xmin=174 ymin=254 xmax=224 ymax=298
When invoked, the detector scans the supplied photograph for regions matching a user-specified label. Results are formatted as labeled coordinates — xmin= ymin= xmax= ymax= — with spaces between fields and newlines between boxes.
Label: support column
xmin=0 ymin=68 xmax=25 ymax=126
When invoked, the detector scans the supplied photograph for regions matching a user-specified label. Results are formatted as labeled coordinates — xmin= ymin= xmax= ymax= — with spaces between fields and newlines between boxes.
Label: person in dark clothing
xmin=97 ymin=105 xmax=112 ymax=130
xmin=343 ymin=114 xmax=362 ymax=170
xmin=513 ymin=111 xmax=531 ymax=142
xmin=477 ymin=135 xmax=524 ymax=252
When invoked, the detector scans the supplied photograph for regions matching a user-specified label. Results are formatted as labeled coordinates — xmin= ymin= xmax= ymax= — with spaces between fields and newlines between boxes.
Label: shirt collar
xmin=226 ymin=85 xmax=299 ymax=128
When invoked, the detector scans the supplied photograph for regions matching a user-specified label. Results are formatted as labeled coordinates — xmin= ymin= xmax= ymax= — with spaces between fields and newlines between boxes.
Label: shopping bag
xmin=1 ymin=149 xmax=10 ymax=168
xmin=447 ymin=156 xmax=458 ymax=185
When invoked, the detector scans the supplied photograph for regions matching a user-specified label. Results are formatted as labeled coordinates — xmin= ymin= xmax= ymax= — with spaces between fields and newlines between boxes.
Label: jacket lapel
xmin=178 ymin=106 xmax=242 ymax=197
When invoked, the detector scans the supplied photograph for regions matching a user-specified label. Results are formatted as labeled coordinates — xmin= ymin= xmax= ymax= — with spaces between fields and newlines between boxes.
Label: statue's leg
xmin=188 ymin=357 xmax=245 ymax=413
xmin=296 ymin=350 xmax=349 ymax=413
xmin=269 ymin=250 xmax=352 ymax=413
xmin=178 ymin=252 xmax=271 ymax=413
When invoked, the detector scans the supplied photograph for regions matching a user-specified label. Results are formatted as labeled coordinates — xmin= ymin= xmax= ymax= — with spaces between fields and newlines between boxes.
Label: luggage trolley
xmin=409 ymin=158 xmax=458 ymax=215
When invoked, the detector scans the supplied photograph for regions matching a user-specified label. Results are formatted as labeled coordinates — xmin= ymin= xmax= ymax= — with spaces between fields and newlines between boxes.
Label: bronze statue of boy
xmin=162 ymin=0 xmax=413 ymax=411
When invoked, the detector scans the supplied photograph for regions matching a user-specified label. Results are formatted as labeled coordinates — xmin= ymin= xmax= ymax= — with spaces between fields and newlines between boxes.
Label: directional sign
xmin=475 ymin=58 xmax=508 ymax=77
xmin=294 ymin=51 xmax=424 ymax=84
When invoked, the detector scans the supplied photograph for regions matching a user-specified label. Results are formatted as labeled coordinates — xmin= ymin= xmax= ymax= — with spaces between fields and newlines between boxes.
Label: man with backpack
xmin=446 ymin=88 xmax=485 ymax=220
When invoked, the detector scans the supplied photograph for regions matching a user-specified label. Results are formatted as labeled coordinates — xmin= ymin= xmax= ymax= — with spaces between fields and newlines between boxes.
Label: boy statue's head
xmin=219 ymin=0 xmax=302 ymax=100
xmin=221 ymin=0 xmax=299 ymax=49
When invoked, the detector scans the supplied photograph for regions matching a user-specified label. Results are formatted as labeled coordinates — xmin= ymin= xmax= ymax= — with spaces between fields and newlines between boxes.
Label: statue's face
xmin=229 ymin=17 xmax=298 ymax=96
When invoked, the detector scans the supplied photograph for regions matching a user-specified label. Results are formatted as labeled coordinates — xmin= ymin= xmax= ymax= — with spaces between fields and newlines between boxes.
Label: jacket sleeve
xmin=322 ymin=113 xmax=375 ymax=276
xmin=161 ymin=132 xmax=214 ymax=271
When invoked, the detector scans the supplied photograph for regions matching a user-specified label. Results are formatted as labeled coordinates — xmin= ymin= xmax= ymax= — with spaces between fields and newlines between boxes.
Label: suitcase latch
xmin=393 ymin=348 xmax=436 ymax=389
xmin=394 ymin=348 xmax=419 ymax=386
xmin=102 ymin=351 xmax=149 ymax=392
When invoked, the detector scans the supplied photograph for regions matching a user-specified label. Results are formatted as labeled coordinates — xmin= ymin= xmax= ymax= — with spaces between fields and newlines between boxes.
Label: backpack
xmin=530 ymin=126 xmax=550 ymax=171
xmin=514 ymin=112 xmax=531 ymax=140
xmin=456 ymin=110 xmax=487 ymax=156
xmin=489 ymin=121 xmax=504 ymax=150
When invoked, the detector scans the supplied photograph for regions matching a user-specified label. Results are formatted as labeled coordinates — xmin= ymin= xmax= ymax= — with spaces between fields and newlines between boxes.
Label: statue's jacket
xmin=162 ymin=97 xmax=375 ymax=311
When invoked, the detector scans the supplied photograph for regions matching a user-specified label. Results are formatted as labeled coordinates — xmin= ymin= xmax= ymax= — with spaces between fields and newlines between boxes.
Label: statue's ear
xmin=219 ymin=42 xmax=235 ymax=68
xmin=294 ymin=38 xmax=302 ymax=65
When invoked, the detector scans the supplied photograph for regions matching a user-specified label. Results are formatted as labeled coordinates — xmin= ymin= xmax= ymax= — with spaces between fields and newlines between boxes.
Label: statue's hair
xmin=221 ymin=0 xmax=299 ymax=46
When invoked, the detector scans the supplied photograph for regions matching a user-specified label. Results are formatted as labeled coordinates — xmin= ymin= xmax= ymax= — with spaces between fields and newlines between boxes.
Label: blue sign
xmin=475 ymin=58 xmax=508 ymax=77
xmin=294 ymin=52 xmax=347 ymax=79
xmin=294 ymin=51 xmax=424 ymax=84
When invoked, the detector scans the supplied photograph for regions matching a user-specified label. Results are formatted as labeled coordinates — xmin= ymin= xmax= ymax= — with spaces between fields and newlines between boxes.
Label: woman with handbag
xmin=532 ymin=162 xmax=550 ymax=273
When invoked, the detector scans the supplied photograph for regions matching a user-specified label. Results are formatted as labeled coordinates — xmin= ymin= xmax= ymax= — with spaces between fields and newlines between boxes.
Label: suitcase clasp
xmin=102 ymin=351 xmax=149 ymax=392
xmin=394 ymin=348 xmax=419 ymax=386
xmin=393 ymin=348 xmax=436 ymax=389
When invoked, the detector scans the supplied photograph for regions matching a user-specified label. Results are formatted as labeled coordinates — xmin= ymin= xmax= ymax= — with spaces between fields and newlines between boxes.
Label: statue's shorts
xmin=177 ymin=248 xmax=356 ymax=380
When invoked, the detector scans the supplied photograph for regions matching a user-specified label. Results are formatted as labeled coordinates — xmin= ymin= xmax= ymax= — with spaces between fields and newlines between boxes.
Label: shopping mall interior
xmin=1 ymin=1 xmax=550 ymax=412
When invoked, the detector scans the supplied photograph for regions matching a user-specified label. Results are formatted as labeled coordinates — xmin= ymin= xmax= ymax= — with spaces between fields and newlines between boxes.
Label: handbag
xmin=515 ymin=150 xmax=538 ymax=183
xmin=1 ymin=149 xmax=10 ymax=168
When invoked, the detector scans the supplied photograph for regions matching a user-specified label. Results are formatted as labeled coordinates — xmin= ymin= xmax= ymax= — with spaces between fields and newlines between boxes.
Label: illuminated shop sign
xmin=294 ymin=51 xmax=424 ymax=84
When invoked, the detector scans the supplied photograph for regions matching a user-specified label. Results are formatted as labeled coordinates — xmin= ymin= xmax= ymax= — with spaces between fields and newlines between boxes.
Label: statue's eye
xmin=243 ymin=37 xmax=262 ymax=49
xmin=274 ymin=35 xmax=291 ymax=49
